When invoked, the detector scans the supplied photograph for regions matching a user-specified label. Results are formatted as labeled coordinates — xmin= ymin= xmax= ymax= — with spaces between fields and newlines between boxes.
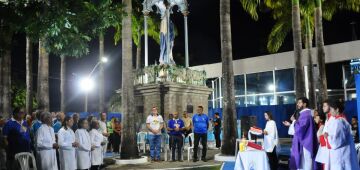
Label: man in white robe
xmin=90 ymin=120 xmax=105 ymax=168
xmin=98 ymin=113 xmax=109 ymax=156
xmin=36 ymin=112 xmax=58 ymax=170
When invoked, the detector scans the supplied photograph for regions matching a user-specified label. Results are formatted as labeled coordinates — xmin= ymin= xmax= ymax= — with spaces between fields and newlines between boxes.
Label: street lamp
xmin=82 ymin=57 xmax=108 ymax=112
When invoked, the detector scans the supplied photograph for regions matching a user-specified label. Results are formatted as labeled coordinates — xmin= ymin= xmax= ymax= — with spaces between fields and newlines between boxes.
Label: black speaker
xmin=240 ymin=116 xmax=257 ymax=139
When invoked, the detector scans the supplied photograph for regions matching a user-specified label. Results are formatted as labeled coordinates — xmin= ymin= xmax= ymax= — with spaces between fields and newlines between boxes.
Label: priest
xmin=284 ymin=97 xmax=318 ymax=170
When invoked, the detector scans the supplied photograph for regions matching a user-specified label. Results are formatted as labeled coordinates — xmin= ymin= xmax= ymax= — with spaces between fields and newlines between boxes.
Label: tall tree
xmin=219 ymin=0 xmax=237 ymax=155
xmin=120 ymin=0 xmax=138 ymax=159
xmin=304 ymin=15 xmax=316 ymax=108
xmin=37 ymin=38 xmax=50 ymax=111
xmin=25 ymin=37 xmax=33 ymax=114
xmin=292 ymin=0 xmax=306 ymax=98
xmin=60 ymin=55 xmax=66 ymax=112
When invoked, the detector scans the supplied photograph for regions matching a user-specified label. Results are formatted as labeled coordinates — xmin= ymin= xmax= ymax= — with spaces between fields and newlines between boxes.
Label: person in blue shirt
xmin=30 ymin=110 xmax=43 ymax=155
xmin=167 ymin=112 xmax=185 ymax=162
xmin=192 ymin=106 xmax=209 ymax=162
xmin=3 ymin=108 xmax=31 ymax=169
xmin=53 ymin=112 xmax=65 ymax=134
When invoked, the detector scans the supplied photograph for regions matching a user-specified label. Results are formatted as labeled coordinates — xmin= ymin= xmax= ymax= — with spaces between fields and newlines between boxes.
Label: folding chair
xmin=14 ymin=152 xmax=37 ymax=170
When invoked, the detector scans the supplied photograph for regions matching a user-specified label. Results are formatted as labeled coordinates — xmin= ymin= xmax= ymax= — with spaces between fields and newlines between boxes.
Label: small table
xmin=234 ymin=150 xmax=270 ymax=170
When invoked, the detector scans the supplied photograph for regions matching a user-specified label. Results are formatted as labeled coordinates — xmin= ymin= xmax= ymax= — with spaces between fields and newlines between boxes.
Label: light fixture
xmin=101 ymin=57 xmax=108 ymax=63
xmin=268 ymin=84 xmax=275 ymax=91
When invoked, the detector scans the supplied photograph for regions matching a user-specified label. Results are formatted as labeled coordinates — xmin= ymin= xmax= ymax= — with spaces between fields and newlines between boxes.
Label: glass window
xmin=344 ymin=65 xmax=355 ymax=89
xmin=277 ymin=93 xmax=296 ymax=104
xmin=234 ymin=75 xmax=245 ymax=95
xmin=235 ymin=97 xmax=245 ymax=107
xmin=275 ymin=68 xmax=294 ymax=92
xmin=246 ymin=95 xmax=275 ymax=106
xmin=246 ymin=71 xmax=274 ymax=94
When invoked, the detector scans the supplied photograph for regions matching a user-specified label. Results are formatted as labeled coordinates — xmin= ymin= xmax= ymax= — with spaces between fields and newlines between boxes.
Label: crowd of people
xmin=0 ymin=105 xmax=222 ymax=169
xmin=0 ymin=109 xmax=123 ymax=170
xmin=262 ymin=97 xmax=360 ymax=170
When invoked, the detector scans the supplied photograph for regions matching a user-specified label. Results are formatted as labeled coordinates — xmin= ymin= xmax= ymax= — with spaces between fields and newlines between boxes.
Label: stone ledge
xmin=214 ymin=153 xmax=236 ymax=162
xmin=114 ymin=156 xmax=148 ymax=165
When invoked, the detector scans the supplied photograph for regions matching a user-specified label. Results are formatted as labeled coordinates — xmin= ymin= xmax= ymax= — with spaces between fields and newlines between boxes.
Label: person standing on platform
xmin=58 ymin=116 xmax=78 ymax=170
xmin=111 ymin=119 xmax=121 ymax=154
xmin=75 ymin=119 xmax=92 ymax=170
xmin=283 ymin=97 xmax=318 ymax=170
xmin=182 ymin=111 xmax=193 ymax=146
xmin=146 ymin=106 xmax=164 ymax=162
xmin=107 ymin=117 xmax=115 ymax=152
xmin=316 ymin=100 xmax=360 ymax=170
xmin=36 ymin=112 xmax=58 ymax=170
xmin=192 ymin=106 xmax=209 ymax=162
xmin=3 ymin=108 xmax=31 ymax=169
xmin=167 ymin=112 xmax=185 ymax=162
xmin=99 ymin=113 xmax=109 ymax=156
xmin=263 ymin=111 xmax=279 ymax=170
xmin=213 ymin=112 xmax=221 ymax=149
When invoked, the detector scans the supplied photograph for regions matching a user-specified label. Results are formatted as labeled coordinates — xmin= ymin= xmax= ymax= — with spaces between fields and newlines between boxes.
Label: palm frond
xmin=267 ymin=17 xmax=292 ymax=53
xmin=240 ymin=0 xmax=260 ymax=20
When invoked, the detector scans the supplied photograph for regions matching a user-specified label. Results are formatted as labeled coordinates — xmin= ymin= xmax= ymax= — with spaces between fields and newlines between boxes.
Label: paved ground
xmin=104 ymin=149 xmax=223 ymax=170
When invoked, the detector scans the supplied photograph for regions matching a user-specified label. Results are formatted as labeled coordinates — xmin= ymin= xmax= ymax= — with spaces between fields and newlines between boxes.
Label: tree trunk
xmin=37 ymin=38 xmax=50 ymax=111
xmin=26 ymin=36 xmax=33 ymax=114
xmin=315 ymin=0 xmax=328 ymax=104
xmin=220 ymin=0 xmax=237 ymax=156
xmin=292 ymin=0 xmax=305 ymax=98
xmin=305 ymin=16 xmax=316 ymax=109
xmin=2 ymin=49 xmax=11 ymax=118
xmin=136 ymin=30 xmax=142 ymax=70
xmin=0 ymin=56 xmax=3 ymax=114
xmin=120 ymin=0 xmax=138 ymax=159
xmin=99 ymin=33 xmax=105 ymax=113
xmin=60 ymin=55 xmax=66 ymax=112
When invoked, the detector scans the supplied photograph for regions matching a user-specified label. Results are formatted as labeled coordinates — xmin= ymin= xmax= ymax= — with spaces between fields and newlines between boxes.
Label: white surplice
xmin=288 ymin=120 xmax=295 ymax=135
xmin=317 ymin=117 xmax=360 ymax=170
xmin=98 ymin=120 xmax=108 ymax=156
xmin=263 ymin=120 xmax=279 ymax=153
xmin=89 ymin=129 xmax=105 ymax=166
xmin=58 ymin=127 xmax=76 ymax=170
xmin=36 ymin=124 xmax=58 ymax=170
xmin=75 ymin=129 xmax=91 ymax=169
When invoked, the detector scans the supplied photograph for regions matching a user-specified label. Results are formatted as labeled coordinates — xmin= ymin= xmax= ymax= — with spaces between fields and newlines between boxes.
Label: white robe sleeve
xmin=36 ymin=126 xmax=53 ymax=150
xmin=90 ymin=130 xmax=102 ymax=148
xmin=288 ymin=120 xmax=295 ymax=135
xmin=58 ymin=129 xmax=71 ymax=147
xmin=264 ymin=121 xmax=278 ymax=152
xmin=327 ymin=119 xmax=349 ymax=149
xmin=76 ymin=130 xmax=91 ymax=151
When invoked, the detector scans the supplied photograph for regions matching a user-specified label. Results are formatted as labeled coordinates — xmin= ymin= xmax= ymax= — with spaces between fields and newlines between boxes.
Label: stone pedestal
xmin=134 ymin=82 xmax=212 ymax=126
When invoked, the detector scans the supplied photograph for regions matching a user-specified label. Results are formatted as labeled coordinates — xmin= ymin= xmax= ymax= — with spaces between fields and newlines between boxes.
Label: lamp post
xmin=80 ymin=57 xmax=108 ymax=112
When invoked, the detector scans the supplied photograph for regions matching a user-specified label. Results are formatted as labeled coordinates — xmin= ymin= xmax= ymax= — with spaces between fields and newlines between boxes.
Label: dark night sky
xmin=10 ymin=0 xmax=360 ymax=112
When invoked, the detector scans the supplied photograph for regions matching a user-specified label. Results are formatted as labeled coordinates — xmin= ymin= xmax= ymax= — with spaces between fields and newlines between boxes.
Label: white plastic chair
xmin=167 ymin=135 xmax=185 ymax=161
xmin=187 ymin=133 xmax=198 ymax=162
xmin=14 ymin=152 xmax=37 ymax=170
xmin=137 ymin=132 xmax=147 ymax=153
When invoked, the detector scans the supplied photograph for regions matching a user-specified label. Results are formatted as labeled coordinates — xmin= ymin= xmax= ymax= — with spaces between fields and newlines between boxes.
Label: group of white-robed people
xmin=282 ymin=97 xmax=359 ymax=170
xmin=35 ymin=112 xmax=107 ymax=170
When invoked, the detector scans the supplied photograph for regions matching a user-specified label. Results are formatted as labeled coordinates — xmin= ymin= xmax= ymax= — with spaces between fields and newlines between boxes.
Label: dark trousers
xmin=266 ymin=146 xmax=278 ymax=170
xmin=171 ymin=135 xmax=183 ymax=161
xmin=111 ymin=133 xmax=121 ymax=153
xmin=193 ymin=133 xmax=207 ymax=159
xmin=214 ymin=130 xmax=221 ymax=148
xmin=184 ymin=129 xmax=192 ymax=146
xmin=91 ymin=165 xmax=100 ymax=170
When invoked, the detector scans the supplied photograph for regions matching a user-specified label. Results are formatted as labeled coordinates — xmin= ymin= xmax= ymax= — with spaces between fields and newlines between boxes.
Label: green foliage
xmin=240 ymin=0 xmax=261 ymax=21
xmin=264 ymin=0 xmax=360 ymax=53
xmin=11 ymin=82 xmax=38 ymax=110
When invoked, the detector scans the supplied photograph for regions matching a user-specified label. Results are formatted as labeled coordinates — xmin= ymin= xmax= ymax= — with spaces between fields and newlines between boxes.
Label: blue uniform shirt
xmin=53 ymin=119 xmax=62 ymax=134
xmin=192 ymin=114 xmax=209 ymax=134
xmin=31 ymin=120 xmax=42 ymax=135
xmin=2 ymin=118 xmax=31 ymax=159
xmin=168 ymin=119 xmax=185 ymax=136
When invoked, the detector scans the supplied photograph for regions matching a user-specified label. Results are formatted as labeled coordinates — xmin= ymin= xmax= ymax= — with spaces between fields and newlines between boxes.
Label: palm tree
xmin=60 ymin=55 xmax=66 ymax=112
xmin=219 ymin=0 xmax=237 ymax=156
xmin=99 ymin=32 xmax=105 ymax=113
xmin=304 ymin=15 xmax=316 ymax=108
xmin=37 ymin=38 xmax=50 ymax=111
xmin=26 ymin=37 xmax=33 ymax=114
xmin=120 ymin=0 xmax=138 ymax=159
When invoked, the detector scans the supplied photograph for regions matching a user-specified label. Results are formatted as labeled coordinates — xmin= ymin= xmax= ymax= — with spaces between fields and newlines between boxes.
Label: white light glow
xmin=268 ymin=84 xmax=275 ymax=91
xmin=80 ymin=77 xmax=95 ymax=92
xmin=101 ymin=57 xmax=108 ymax=63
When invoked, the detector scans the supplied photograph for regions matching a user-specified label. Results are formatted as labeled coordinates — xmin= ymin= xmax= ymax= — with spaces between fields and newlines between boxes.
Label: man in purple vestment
xmin=284 ymin=97 xmax=318 ymax=170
